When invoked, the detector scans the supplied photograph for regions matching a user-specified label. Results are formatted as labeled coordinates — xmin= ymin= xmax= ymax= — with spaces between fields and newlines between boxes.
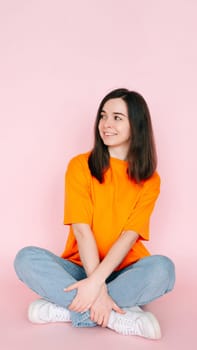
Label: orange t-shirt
xmin=62 ymin=152 xmax=160 ymax=271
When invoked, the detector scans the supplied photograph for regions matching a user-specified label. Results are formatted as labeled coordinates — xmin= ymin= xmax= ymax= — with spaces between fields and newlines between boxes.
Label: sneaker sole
xmin=124 ymin=308 xmax=162 ymax=340
xmin=145 ymin=312 xmax=162 ymax=340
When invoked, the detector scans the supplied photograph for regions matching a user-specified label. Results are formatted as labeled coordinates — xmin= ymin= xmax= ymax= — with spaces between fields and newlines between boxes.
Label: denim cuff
xmin=70 ymin=310 xmax=97 ymax=328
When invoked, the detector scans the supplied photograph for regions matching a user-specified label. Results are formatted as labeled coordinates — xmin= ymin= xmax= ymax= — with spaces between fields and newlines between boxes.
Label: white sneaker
xmin=123 ymin=306 xmax=144 ymax=313
xmin=108 ymin=309 xmax=161 ymax=339
xmin=28 ymin=299 xmax=71 ymax=324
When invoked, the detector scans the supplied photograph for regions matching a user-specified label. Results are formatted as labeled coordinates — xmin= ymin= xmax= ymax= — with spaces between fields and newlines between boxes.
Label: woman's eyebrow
xmin=101 ymin=110 xmax=127 ymax=117
xmin=113 ymin=112 xmax=127 ymax=117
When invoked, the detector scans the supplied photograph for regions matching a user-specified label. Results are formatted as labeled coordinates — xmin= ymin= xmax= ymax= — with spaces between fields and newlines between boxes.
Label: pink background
xmin=0 ymin=1 xmax=196 ymax=349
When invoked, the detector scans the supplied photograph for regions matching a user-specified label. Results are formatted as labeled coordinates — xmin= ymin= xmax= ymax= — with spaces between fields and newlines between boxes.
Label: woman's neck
xmin=108 ymin=146 xmax=129 ymax=161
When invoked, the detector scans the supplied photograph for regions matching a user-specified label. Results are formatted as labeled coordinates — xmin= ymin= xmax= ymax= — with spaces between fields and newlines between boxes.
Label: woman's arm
xmin=65 ymin=229 xmax=138 ymax=313
xmin=71 ymin=223 xmax=100 ymax=276
xmin=73 ymin=223 xmax=138 ymax=281
xmin=65 ymin=222 xmax=112 ymax=314
xmin=90 ymin=230 xmax=139 ymax=284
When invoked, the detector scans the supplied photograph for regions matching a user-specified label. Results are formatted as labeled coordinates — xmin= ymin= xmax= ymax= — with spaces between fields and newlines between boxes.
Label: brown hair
xmin=88 ymin=88 xmax=157 ymax=183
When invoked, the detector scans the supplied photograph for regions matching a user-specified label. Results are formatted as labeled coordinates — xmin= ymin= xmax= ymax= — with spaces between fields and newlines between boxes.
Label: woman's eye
xmin=114 ymin=115 xmax=121 ymax=121
xmin=100 ymin=114 xmax=107 ymax=120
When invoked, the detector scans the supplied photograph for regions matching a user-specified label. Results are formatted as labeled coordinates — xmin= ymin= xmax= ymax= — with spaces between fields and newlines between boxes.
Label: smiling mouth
xmin=103 ymin=132 xmax=117 ymax=136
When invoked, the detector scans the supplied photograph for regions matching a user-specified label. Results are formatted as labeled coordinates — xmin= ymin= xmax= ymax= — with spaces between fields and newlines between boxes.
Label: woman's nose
xmin=103 ymin=117 xmax=113 ymax=128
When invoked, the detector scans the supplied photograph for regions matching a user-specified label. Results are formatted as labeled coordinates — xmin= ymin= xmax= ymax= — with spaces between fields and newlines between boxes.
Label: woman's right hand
xmin=90 ymin=284 xmax=125 ymax=328
xmin=64 ymin=277 xmax=103 ymax=313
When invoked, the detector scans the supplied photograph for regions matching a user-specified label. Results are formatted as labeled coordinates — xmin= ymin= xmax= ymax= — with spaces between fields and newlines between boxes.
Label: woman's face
xmin=98 ymin=98 xmax=131 ymax=159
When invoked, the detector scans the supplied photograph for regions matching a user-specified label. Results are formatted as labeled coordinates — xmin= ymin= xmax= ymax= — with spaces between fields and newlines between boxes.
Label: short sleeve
xmin=123 ymin=172 xmax=161 ymax=240
xmin=64 ymin=155 xmax=93 ymax=225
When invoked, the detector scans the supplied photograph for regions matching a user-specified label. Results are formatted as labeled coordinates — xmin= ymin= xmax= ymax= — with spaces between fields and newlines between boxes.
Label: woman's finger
xmin=68 ymin=297 xmax=81 ymax=310
xmin=113 ymin=303 xmax=125 ymax=314
xmin=69 ymin=300 xmax=91 ymax=313
xmin=90 ymin=308 xmax=96 ymax=321
xmin=97 ymin=314 xmax=104 ymax=326
xmin=93 ymin=311 xmax=100 ymax=324
xmin=90 ymin=308 xmax=95 ymax=321
xmin=92 ymin=311 xmax=99 ymax=323
xmin=102 ymin=314 xmax=109 ymax=328
xmin=64 ymin=282 xmax=79 ymax=292
xmin=77 ymin=304 xmax=91 ymax=313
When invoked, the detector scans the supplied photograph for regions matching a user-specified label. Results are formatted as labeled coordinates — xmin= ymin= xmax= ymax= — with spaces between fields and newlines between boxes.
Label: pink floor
xmin=2 ymin=268 xmax=196 ymax=350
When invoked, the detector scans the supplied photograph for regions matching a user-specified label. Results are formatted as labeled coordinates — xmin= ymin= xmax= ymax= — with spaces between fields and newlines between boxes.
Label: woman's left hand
xmin=64 ymin=277 xmax=102 ymax=313
xmin=90 ymin=284 xmax=125 ymax=327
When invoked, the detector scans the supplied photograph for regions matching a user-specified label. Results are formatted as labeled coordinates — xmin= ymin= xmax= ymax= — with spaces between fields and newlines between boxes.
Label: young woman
xmin=14 ymin=88 xmax=175 ymax=340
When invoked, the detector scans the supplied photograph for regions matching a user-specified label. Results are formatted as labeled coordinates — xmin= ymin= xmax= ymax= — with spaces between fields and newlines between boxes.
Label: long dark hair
xmin=88 ymin=88 xmax=157 ymax=183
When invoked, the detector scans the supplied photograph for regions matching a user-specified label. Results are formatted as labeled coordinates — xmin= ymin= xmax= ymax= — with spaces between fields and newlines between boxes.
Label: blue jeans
xmin=14 ymin=246 xmax=175 ymax=327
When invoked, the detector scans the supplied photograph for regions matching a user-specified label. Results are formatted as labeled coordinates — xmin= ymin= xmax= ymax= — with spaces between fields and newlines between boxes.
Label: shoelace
xmin=54 ymin=306 xmax=68 ymax=321
xmin=50 ymin=305 xmax=69 ymax=321
xmin=114 ymin=314 xmax=144 ymax=336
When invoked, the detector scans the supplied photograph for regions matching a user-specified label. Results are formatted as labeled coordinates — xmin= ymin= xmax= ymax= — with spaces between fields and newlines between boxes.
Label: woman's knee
xmin=150 ymin=255 xmax=176 ymax=292
xmin=14 ymin=246 xmax=41 ymax=279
